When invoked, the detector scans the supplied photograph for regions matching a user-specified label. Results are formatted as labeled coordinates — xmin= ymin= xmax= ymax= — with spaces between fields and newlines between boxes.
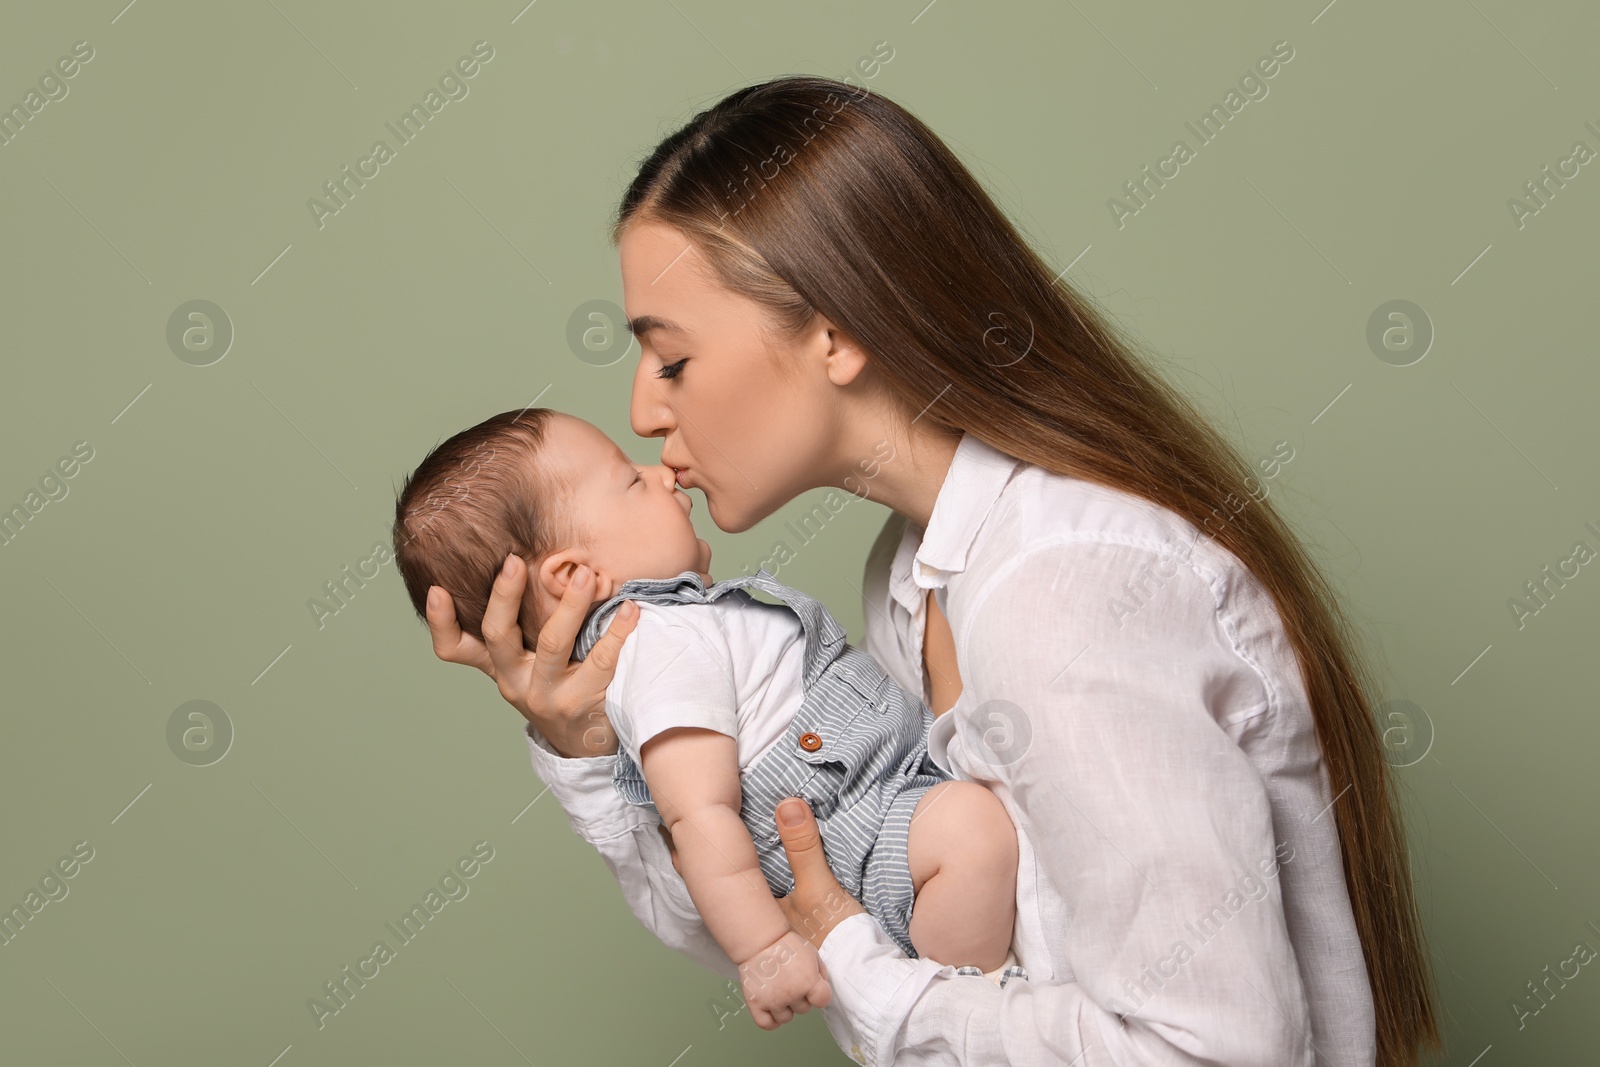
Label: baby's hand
xmin=737 ymin=930 xmax=832 ymax=1031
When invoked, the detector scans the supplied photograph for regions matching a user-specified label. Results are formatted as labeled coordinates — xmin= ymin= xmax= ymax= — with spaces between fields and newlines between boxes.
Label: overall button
xmin=798 ymin=731 xmax=822 ymax=752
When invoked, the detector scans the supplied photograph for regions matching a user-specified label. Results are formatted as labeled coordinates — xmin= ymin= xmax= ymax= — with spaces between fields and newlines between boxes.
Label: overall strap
xmin=570 ymin=568 xmax=845 ymax=689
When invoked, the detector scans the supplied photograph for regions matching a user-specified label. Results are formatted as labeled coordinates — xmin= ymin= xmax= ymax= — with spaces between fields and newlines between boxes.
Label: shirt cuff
xmin=523 ymin=721 xmax=644 ymax=839
xmin=817 ymin=911 xmax=946 ymax=1066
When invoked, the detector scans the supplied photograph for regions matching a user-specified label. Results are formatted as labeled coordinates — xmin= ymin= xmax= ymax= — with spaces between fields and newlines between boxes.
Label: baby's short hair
xmin=392 ymin=408 xmax=579 ymax=650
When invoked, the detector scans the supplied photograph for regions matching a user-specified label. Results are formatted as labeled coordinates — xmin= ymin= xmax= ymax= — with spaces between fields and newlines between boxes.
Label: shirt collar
xmin=912 ymin=432 xmax=1024 ymax=584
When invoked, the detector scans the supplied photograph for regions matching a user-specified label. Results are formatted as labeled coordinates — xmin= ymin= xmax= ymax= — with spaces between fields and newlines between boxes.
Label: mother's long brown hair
xmin=612 ymin=75 xmax=1439 ymax=1064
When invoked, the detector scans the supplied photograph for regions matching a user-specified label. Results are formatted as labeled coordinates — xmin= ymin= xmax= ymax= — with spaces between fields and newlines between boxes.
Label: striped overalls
xmin=571 ymin=567 xmax=950 ymax=958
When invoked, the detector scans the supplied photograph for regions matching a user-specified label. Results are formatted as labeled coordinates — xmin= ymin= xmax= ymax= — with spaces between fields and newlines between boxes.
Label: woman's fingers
xmin=564 ymin=593 xmax=633 ymax=757
xmin=530 ymin=563 xmax=598 ymax=686
xmin=578 ymin=598 xmax=639 ymax=685
xmin=481 ymin=554 xmax=535 ymax=687
xmin=776 ymin=797 xmax=833 ymax=887
xmin=424 ymin=585 xmax=494 ymax=676
xmin=773 ymin=797 xmax=864 ymax=949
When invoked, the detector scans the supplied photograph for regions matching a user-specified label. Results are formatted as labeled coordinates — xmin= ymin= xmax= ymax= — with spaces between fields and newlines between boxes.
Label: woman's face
xmin=619 ymin=220 xmax=849 ymax=533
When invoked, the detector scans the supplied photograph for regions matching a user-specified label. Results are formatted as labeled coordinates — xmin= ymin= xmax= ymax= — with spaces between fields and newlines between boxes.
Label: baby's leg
xmin=905 ymin=780 xmax=1018 ymax=971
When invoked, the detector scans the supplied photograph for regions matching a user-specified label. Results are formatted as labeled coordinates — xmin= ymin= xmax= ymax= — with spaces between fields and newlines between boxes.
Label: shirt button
xmin=798 ymin=731 xmax=822 ymax=752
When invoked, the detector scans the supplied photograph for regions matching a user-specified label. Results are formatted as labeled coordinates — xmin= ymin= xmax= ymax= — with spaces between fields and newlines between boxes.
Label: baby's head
xmin=393 ymin=408 xmax=711 ymax=650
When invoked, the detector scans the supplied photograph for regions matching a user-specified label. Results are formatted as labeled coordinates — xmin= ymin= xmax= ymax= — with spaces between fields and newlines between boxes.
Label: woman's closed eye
xmin=655 ymin=358 xmax=687 ymax=381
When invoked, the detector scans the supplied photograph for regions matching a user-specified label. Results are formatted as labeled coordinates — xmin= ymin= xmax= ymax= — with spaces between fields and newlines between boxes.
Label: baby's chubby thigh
xmin=906 ymin=780 xmax=1019 ymax=892
xmin=905 ymin=781 xmax=1019 ymax=969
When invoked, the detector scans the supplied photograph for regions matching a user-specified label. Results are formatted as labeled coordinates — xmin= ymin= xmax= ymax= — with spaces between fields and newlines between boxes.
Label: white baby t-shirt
xmin=605 ymin=590 xmax=805 ymax=773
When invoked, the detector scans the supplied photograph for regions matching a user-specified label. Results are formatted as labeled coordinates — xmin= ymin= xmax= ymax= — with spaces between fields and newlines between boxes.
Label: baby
xmin=392 ymin=407 xmax=1024 ymax=1027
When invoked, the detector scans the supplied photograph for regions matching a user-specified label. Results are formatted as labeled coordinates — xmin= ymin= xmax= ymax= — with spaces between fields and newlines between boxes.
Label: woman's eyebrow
xmin=625 ymin=314 xmax=689 ymax=338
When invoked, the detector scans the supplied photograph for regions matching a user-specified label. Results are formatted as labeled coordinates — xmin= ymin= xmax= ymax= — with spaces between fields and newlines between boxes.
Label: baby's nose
xmin=645 ymin=464 xmax=677 ymax=490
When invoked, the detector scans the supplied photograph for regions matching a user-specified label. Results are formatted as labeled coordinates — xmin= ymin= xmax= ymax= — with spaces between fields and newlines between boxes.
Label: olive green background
xmin=2 ymin=0 xmax=1596 ymax=1063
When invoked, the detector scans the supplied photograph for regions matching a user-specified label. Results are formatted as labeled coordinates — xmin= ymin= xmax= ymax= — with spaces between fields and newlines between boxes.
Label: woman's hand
xmin=659 ymin=800 xmax=862 ymax=952
xmin=772 ymin=797 xmax=865 ymax=950
xmin=424 ymin=554 xmax=638 ymax=759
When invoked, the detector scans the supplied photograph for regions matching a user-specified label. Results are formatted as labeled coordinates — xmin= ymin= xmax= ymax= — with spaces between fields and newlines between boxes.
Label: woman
xmin=424 ymin=75 xmax=1439 ymax=1065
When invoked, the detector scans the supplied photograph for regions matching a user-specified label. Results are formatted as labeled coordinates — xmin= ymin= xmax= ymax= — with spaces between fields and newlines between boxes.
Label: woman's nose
xmin=630 ymin=358 xmax=675 ymax=441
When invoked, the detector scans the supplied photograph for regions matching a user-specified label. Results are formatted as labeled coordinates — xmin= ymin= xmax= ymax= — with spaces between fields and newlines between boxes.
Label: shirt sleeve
xmin=523 ymin=721 xmax=739 ymax=984
xmin=610 ymin=602 xmax=740 ymax=762
xmin=818 ymin=539 xmax=1313 ymax=1067
xmin=523 ymin=720 xmax=645 ymax=839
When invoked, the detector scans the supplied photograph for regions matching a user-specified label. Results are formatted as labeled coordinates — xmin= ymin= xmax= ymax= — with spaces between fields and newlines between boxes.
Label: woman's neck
xmin=829 ymin=416 xmax=961 ymax=531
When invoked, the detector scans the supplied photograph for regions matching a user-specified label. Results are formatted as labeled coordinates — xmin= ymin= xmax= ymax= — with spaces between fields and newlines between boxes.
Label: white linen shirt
xmin=524 ymin=431 xmax=1376 ymax=1067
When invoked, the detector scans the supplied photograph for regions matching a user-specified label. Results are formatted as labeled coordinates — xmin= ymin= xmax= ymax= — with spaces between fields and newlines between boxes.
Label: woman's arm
xmin=816 ymin=539 xmax=1316 ymax=1067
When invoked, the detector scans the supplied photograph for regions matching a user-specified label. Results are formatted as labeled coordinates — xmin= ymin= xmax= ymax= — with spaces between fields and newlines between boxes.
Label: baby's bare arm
xmin=638 ymin=727 xmax=791 ymax=965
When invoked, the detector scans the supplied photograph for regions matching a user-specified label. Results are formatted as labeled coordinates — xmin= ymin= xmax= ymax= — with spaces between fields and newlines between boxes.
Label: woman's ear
xmin=817 ymin=316 xmax=871 ymax=387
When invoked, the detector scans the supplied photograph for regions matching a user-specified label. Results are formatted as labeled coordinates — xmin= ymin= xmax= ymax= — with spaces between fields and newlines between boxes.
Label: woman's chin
xmin=706 ymin=496 xmax=762 ymax=535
